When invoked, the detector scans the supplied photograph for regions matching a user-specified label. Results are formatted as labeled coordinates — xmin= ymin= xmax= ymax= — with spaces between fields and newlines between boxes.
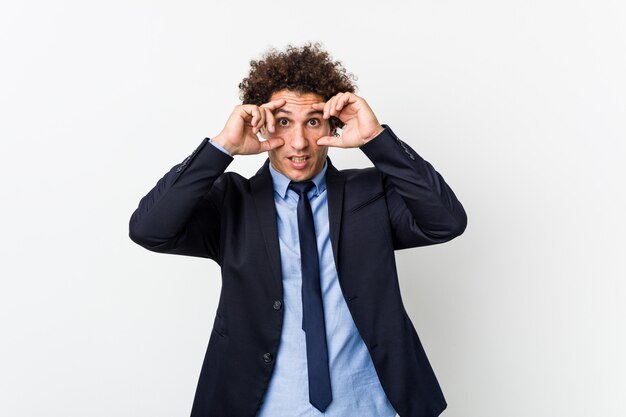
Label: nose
xmin=289 ymin=124 xmax=308 ymax=151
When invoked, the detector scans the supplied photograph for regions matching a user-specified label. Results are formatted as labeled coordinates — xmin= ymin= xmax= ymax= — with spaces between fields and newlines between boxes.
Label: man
xmin=129 ymin=43 xmax=467 ymax=417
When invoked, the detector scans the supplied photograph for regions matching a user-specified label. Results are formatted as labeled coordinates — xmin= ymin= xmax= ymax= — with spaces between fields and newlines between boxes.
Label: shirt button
xmin=263 ymin=352 xmax=273 ymax=363
xmin=272 ymin=300 xmax=282 ymax=311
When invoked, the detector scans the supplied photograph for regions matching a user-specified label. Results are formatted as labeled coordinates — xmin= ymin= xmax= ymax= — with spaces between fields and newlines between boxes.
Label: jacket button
xmin=272 ymin=300 xmax=282 ymax=311
xmin=263 ymin=352 xmax=273 ymax=363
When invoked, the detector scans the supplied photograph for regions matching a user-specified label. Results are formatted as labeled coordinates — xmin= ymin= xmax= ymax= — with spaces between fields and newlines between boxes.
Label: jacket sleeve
xmin=128 ymin=138 xmax=234 ymax=261
xmin=360 ymin=124 xmax=468 ymax=249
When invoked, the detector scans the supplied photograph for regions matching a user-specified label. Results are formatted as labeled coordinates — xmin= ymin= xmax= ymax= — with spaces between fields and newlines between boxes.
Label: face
xmin=267 ymin=89 xmax=332 ymax=182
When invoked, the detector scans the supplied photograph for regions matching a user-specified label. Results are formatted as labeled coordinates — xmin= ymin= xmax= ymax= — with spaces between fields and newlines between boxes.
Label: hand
xmin=312 ymin=92 xmax=384 ymax=148
xmin=212 ymin=99 xmax=287 ymax=156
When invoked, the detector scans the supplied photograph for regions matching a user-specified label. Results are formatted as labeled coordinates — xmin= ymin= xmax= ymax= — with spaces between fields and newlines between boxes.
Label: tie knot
xmin=288 ymin=180 xmax=315 ymax=196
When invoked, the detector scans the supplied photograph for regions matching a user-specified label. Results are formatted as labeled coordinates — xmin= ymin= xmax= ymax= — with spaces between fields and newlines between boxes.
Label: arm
xmin=129 ymin=98 xmax=287 ymax=260
xmin=313 ymin=92 xmax=467 ymax=249
xmin=128 ymin=138 xmax=233 ymax=260
xmin=360 ymin=125 xmax=467 ymax=249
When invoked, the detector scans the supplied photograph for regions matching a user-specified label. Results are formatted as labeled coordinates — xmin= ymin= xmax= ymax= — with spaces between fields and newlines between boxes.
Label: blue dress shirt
xmin=209 ymin=141 xmax=397 ymax=417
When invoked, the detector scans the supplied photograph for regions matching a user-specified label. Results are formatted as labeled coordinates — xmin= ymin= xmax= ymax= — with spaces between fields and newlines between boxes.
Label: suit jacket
xmin=129 ymin=124 xmax=467 ymax=417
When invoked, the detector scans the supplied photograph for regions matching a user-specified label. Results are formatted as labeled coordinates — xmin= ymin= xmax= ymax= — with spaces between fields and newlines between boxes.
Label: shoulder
xmin=209 ymin=171 xmax=248 ymax=187
xmin=335 ymin=165 xmax=385 ymax=197
xmin=202 ymin=171 xmax=251 ymax=200
xmin=339 ymin=166 xmax=381 ymax=182
xmin=336 ymin=164 xmax=383 ymax=184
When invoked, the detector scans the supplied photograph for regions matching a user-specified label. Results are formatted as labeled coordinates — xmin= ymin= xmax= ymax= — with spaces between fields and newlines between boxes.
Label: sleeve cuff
xmin=208 ymin=139 xmax=233 ymax=156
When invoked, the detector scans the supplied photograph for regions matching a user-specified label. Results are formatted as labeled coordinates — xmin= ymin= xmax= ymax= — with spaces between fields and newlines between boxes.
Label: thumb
xmin=260 ymin=138 xmax=285 ymax=152
xmin=316 ymin=135 xmax=343 ymax=147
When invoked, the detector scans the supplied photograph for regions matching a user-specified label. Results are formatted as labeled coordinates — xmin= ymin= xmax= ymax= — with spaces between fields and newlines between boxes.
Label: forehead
xmin=270 ymin=89 xmax=324 ymax=116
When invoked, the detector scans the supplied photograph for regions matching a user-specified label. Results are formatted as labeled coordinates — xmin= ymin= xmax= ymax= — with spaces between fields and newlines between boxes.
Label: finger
xmin=239 ymin=104 xmax=255 ymax=122
xmin=311 ymin=102 xmax=328 ymax=119
xmin=323 ymin=96 xmax=336 ymax=119
xmin=324 ymin=95 xmax=337 ymax=117
xmin=250 ymin=107 xmax=262 ymax=133
xmin=259 ymin=137 xmax=285 ymax=152
xmin=256 ymin=106 xmax=266 ymax=134
xmin=328 ymin=93 xmax=344 ymax=117
xmin=244 ymin=105 xmax=257 ymax=128
xmin=258 ymin=107 xmax=271 ymax=138
xmin=261 ymin=99 xmax=285 ymax=133
xmin=336 ymin=92 xmax=353 ymax=112
xmin=330 ymin=93 xmax=345 ymax=115
xmin=262 ymin=106 xmax=277 ymax=133
xmin=261 ymin=98 xmax=287 ymax=111
xmin=316 ymin=135 xmax=343 ymax=147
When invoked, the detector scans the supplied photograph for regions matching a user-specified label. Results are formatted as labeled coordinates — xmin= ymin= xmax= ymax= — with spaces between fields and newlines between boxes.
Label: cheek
xmin=313 ymin=148 xmax=328 ymax=167
xmin=268 ymin=150 xmax=281 ymax=165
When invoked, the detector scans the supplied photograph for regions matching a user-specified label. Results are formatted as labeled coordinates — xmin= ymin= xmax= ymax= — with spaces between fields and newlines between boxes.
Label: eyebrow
xmin=274 ymin=109 xmax=323 ymax=117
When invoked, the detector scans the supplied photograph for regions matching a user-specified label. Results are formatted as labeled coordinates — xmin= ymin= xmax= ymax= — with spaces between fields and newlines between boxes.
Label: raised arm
xmin=313 ymin=92 xmax=467 ymax=249
xmin=360 ymin=125 xmax=467 ymax=248
xmin=128 ymin=139 xmax=233 ymax=260
xmin=128 ymin=98 xmax=287 ymax=260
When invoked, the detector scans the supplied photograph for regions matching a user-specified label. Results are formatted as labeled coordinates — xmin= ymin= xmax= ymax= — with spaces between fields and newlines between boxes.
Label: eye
xmin=278 ymin=118 xmax=289 ymax=126
xmin=308 ymin=118 xmax=320 ymax=126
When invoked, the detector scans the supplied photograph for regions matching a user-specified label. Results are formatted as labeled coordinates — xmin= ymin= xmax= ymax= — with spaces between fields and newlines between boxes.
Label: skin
xmin=266 ymin=90 xmax=331 ymax=182
xmin=212 ymin=89 xmax=385 ymax=182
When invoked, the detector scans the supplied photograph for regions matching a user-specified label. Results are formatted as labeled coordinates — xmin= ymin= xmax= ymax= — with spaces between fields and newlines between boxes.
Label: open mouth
xmin=289 ymin=156 xmax=309 ymax=162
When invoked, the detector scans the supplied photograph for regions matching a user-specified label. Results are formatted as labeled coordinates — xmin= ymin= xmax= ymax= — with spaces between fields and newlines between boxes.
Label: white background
xmin=1 ymin=1 xmax=624 ymax=416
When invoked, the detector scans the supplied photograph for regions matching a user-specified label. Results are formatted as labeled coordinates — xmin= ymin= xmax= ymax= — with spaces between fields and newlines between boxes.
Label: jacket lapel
xmin=250 ymin=158 xmax=346 ymax=289
xmin=250 ymin=159 xmax=283 ymax=290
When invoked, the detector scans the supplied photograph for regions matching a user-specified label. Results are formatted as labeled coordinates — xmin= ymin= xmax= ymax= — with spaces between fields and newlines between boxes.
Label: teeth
xmin=291 ymin=157 xmax=307 ymax=162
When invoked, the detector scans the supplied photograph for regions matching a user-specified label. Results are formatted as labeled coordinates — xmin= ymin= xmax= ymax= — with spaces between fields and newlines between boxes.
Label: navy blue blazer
xmin=129 ymin=124 xmax=467 ymax=417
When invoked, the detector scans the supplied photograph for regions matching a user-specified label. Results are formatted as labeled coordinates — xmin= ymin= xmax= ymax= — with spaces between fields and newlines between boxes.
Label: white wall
xmin=1 ymin=1 xmax=624 ymax=416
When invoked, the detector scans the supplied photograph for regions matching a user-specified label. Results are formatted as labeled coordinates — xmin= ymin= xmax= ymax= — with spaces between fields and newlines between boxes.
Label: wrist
xmin=211 ymin=133 xmax=237 ymax=156
xmin=361 ymin=125 xmax=385 ymax=145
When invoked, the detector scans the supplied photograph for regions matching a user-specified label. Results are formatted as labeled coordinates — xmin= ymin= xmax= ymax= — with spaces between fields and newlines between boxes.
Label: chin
xmin=288 ymin=170 xmax=314 ymax=182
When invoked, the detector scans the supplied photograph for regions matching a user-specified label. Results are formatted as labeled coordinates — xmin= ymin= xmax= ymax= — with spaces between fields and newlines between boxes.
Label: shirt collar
xmin=268 ymin=160 xmax=328 ymax=199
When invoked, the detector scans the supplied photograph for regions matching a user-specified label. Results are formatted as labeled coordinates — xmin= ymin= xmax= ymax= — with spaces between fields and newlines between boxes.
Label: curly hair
xmin=239 ymin=42 xmax=358 ymax=129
